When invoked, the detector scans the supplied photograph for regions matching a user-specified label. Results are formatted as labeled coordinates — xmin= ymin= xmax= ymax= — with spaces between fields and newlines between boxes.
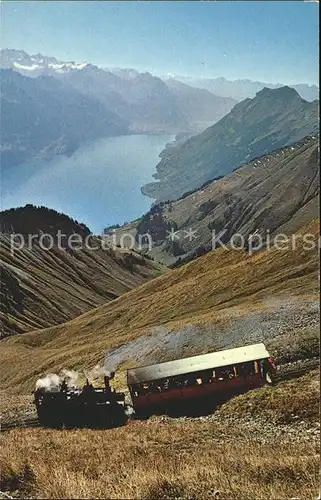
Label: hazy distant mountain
xmin=105 ymin=67 xmax=141 ymax=80
xmin=173 ymin=75 xmax=319 ymax=102
xmin=142 ymin=86 xmax=319 ymax=201
xmin=104 ymin=68 xmax=237 ymax=131
xmin=116 ymin=71 xmax=188 ymax=133
xmin=1 ymin=69 xmax=128 ymax=169
xmin=61 ymin=65 xmax=189 ymax=133
xmin=64 ymin=65 xmax=233 ymax=133
xmin=59 ymin=64 xmax=130 ymax=120
xmin=165 ymin=79 xmax=237 ymax=131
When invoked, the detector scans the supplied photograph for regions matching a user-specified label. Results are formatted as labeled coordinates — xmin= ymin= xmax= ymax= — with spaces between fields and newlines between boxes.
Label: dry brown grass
xmin=217 ymin=369 xmax=320 ymax=424
xmin=1 ymin=372 xmax=319 ymax=499
xmin=1 ymin=419 xmax=319 ymax=500
xmin=0 ymin=391 xmax=32 ymax=416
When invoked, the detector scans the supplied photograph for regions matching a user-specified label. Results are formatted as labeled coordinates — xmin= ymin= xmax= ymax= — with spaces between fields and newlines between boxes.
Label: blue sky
xmin=2 ymin=1 xmax=319 ymax=84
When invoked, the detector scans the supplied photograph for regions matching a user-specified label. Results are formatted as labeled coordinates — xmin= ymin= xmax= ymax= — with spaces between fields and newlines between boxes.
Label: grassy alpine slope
xmin=142 ymin=87 xmax=319 ymax=201
xmin=0 ymin=206 xmax=164 ymax=336
xmin=113 ymin=135 xmax=319 ymax=265
xmin=0 ymin=219 xmax=318 ymax=392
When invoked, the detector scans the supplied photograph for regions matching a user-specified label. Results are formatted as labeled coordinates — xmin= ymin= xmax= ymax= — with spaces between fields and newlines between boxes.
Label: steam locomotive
xmin=34 ymin=374 xmax=130 ymax=428
xmin=34 ymin=343 xmax=276 ymax=427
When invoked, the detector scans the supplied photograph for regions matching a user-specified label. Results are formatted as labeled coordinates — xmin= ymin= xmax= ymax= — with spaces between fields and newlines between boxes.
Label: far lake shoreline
xmin=1 ymin=134 xmax=174 ymax=234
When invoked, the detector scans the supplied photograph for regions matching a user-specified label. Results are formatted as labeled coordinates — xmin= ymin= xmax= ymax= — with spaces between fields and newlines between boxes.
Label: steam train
xmin=34 ymin=343 xmax=276 ymax=427
xmin=34 ymin=375 xmax=130 ymax=428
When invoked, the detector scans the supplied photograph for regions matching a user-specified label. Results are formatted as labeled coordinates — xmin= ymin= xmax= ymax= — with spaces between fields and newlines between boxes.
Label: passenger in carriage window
xmin=175 ymin=376 xmax=184 ymax=388
xmin=142 ymin=383 xmax=150 ymax=394
xmin=149 ymin=382 xmax=161 ymax=393
xmin=163 ymin=378 xmax=170 ymax=390
xmin=136 ymin=385 xmax=144 ymax=396
xmin=202 ymin=369 xmax=213 ymax=384
xmin=215 ymin=367 xmax=224 ymax=380
xmin=183 ymin=377 xmax=191 ymax=387
xmin=168 ymin=378 xmax=177 ymax=390
xmin=222 ymin=365 xmax=234 ymax=379
xmin=131 ymin=385 xmax=139 ymax=396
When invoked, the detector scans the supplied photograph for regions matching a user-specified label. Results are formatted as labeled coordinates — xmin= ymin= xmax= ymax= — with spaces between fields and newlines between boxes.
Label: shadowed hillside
xmin=142 ymin=87 xmax=319 ymax=201
xmin=0 ymin=219 xmax=318 ymax=391
xmin=0 ymin=205 xmax=91 ymax=237
xmin=0 ymin=206 xmax=164 ymax=336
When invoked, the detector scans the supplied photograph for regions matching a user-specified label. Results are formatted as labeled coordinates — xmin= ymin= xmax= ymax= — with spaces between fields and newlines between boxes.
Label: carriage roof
xmin=127 ymin=343 xmax=270 ymax=385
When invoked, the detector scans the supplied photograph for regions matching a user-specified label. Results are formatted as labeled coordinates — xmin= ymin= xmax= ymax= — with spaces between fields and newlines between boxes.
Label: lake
xmin=1 ymin=134 xmax=173 ymax=234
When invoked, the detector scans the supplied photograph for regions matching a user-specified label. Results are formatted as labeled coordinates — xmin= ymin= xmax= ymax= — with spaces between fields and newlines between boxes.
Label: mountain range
xmin=142 ymin=86 xmax=319 ymax=201
xmin=3 ymin=48 xmax=319 ymax=173
xmin=1 ymin=49 xmax=240 ymax=169
xmin=171 ymin=75 xmax=319 ymax=102
xmin=3 ymin=50 xmax=318 ymax=102
xmin=1 ymin=68 xmax=128 ymax=169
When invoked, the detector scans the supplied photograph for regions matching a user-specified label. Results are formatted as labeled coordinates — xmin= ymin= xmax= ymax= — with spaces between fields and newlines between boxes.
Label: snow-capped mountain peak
xmin=0 ymin=49 xmax=89 ymax=77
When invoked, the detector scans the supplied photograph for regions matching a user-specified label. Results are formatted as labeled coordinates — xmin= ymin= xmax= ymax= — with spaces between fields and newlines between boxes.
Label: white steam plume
xmin=35 ymin=373 xmax=61 ymax=392
xmin=90 ymin=364 xmax=115 ymax=379
xmin=60 ymin=369 xmax=79 ymax=388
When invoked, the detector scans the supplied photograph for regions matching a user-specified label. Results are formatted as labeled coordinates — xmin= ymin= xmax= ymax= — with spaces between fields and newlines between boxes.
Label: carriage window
xmin=215 ymin=365 xmax=235 ymax=380
xmin=238 ymin=362 xmax=256 ymax=376
xmin=201 ymin=369 xmax=214 ymax=384
xmin=131 ymin=385 xmax=139 ymax=397
xmin=149 ymin=382 xmax=161 ymax=393
xmin=133 ymin=384 xmax=145 ymax=396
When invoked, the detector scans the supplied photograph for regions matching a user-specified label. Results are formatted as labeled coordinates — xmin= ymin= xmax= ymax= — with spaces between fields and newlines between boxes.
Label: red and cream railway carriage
xmin=127 ymin=343 xmax=276 ymax=417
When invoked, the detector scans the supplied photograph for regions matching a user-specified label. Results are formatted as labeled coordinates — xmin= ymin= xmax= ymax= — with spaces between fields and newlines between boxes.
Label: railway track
xmin=0 ymin=417 xmax=40 ymax=432
xmin=272 ymin=360 xmax=319 ymax=384
xmin=1 ymin=363 xmax=318 ymax=432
